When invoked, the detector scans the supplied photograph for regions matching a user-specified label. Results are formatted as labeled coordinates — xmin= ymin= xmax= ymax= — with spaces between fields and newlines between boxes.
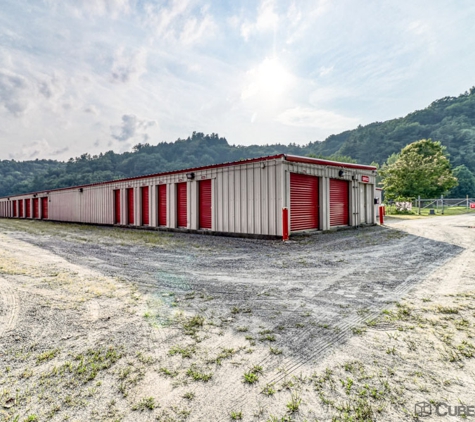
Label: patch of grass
xmin=132 ymin=397 xmax=157 ymax=411
xmin=270 ymin=346 xmax=283 ymax=355
xmin=236 ymin=326 xmax=249 ymax=332
xmin=230 ymin=410 xmax=243 ymax=420
xmin=262 ymin=383 xmax=276 ymax=396
xmin=286 ymin=392 xmax=302 ymax=413
xmin=182 ymin=315 xmax=205 ymax=335
xmin=437 ymin=306 xmax=459 ymax=314
xmin=159 ymin=367 xmax=178 ymax=378
xmin=36 ymin=349 xmax=60 ymax=363
xmin=352 ymin=327 xmax=367 ymax=335
xmin=186 ymin=365 xmax=212 ymax=382
xmin=168 ymin=345 xmax=196 ymax=359
xmin=214 ymin=348 xmax=236 ymax=365
xmin=183 ymin=391 xmax=195 ymax=400
xmin=243 ymin=365 xmax=263 ymax=384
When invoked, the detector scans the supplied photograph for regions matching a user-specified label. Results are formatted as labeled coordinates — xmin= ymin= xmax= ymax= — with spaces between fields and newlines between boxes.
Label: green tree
xmin=380 ymin=139 xmax=458 ymax=199
xmin=447 ymin=165 xmax=475 ymax=198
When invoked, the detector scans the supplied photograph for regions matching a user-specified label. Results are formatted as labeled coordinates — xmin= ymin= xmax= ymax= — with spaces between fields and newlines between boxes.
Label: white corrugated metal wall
xmin=282 ymin=161 xmax=376 ymax=231
xmin=0 ymin=156 xmax=375 ymax=236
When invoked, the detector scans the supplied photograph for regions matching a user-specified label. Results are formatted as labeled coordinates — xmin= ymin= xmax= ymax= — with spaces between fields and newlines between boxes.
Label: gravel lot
xmin=0 ymin=216 xmax=473 ymax=421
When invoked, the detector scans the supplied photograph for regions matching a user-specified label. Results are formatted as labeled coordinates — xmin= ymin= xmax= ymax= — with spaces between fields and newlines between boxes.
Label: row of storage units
xmin=0 ymin=154 xmax=377 ymax=238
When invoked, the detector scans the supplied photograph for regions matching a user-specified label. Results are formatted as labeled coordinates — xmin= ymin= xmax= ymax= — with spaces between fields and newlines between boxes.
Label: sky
xmin=1 ymin=0 xmax=475 ymax=161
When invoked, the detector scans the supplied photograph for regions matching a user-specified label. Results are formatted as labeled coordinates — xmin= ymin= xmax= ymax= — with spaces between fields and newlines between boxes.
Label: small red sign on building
xmin=361 ymin=175 xmax=370 ymax=183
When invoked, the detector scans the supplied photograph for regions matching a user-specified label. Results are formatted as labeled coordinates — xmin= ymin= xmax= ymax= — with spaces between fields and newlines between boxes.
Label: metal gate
xmin=41 ymin=197 xmax=48 ymax=219
xmin=25 ymin=199 xmax=31 ymax=218
xmin=19 ymin=200 xmax=23 ymax=217
xmin=177 ymin=182 xmax=187 ymax=228
xmin=141 ymin=186 xmax=149 ymax=225
xmin=33 ymin=198 xmax=39 ymax=219
xmin=114 ymin=190 xmax=121 ymax=224
xmin=158 ymin=185 xmax=167 ymax=226
xmin=199 ymin=179 xmax=212 ymax=229
xmin=127 ymin=188 xmax=134 ymax=225
xmin=330 ymin=179 xmax=349 ymax=226
xmin=290 ymin=173 xmax=319 ymax=232
xmin=13 ymin=200 xmax=17 ymax=217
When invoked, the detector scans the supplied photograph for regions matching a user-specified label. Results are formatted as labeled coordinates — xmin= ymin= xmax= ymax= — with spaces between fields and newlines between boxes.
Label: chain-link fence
xmin=385 ymin=197 xmax=475 ymax=215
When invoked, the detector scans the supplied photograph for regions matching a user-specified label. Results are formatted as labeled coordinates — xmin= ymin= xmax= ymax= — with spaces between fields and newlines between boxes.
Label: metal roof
xmin=0 ymin=154 xmax=377 ymax=199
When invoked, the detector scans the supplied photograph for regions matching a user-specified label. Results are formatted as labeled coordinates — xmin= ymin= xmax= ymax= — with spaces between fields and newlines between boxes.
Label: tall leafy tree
xmin=380 ymin=139 xmax=458 ymax=199
xmin=447 ymin=165 xmax=475 ymax=198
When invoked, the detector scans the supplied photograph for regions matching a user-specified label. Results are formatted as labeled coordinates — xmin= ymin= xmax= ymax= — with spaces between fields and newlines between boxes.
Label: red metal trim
xmin=1 ymin=154 xmax=376 ymax=200
xmin=284 ymin=155 xmax=377 ymax=171
xmin=379 ymin=206 xmax=384 ymax=224
xmin=282 ymin=207 xmax=289 ymax=241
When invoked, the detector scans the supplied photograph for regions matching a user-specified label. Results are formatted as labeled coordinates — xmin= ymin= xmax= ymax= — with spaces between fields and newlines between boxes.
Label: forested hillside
xmin=312 ymin=87 xmax=475 ymax=172
xmin=1 ymin=87 xmax=475 ymax=197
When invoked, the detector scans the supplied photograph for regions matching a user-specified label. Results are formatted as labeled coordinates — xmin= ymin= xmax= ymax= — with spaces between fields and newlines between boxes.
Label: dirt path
xmin=0 ymin=216 xmax=473 ymax=421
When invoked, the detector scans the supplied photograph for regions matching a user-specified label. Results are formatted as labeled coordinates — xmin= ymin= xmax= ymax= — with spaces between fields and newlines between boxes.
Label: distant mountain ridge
xmin=1 ymin=86 xmax=475 ymax=197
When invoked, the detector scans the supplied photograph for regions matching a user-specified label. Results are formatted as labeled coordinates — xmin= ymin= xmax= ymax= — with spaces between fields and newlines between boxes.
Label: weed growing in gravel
xmin=243 ymin=365 xmax=263 ymax=384
xmin=269 ymin=346 xmax=283 ymax=355
xmin=132 ymin=397 xmax=157 ymax=411
xmin=186 ymin=365 xmax=212 ymax=382
xmin=181 ymin=315 xmax=205 ymax=336
xmin=230 ymin=410 xmax=243 ymax=420
xmin=183 ymin=391 xmax=195 ymax=400
xmin=262 ymin=383 xmax=276 ymax=396
xmin=36 ymin=349 xmax=59 ymax=363
xmin=286 ymin=392 xmax=302 ymax=413
xmin=168 ymin=345 xmax=196 ymax=359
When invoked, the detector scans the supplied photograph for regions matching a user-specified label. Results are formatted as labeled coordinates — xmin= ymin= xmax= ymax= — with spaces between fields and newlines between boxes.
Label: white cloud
xmin=276 ymin=107 xmax=358 ymax=129
xmin=241 ymin=0 xmax=279 ymax=41
xmin=46 ymin=0 xmax=131 ymax=18
xmin=0 ymin=69 xmax=31 ymax=116
xmin=110 ymin=47 xmax=148 ymax=84
xmin=9 ymin=139 xmax=69 ymax=160
xmin=143 ymin=0 xmax=216 ymax=46
xmin=111 ymin=114 xmax=157 ymax=142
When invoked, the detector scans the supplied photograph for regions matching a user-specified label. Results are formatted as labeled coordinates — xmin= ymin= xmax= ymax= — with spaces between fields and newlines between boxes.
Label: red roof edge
xmin=283 ymin=155 xmax=377 ymax=171
xmin=0 ymin=153 xmax=376 ymax=200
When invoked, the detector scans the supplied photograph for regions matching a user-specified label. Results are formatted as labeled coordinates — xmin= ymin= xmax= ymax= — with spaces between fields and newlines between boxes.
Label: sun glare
xmin=241 ymin=57 xmax=293 ymax=100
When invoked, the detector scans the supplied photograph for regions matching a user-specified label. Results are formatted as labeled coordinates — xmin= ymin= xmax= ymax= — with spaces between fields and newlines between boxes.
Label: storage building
xmin=0 ymin=154 xmax=377 ymax=238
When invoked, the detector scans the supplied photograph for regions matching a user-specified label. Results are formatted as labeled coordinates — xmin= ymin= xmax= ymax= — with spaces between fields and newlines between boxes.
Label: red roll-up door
xmin=290 ymin=173 xmax=319 ymax=232
xmin=41 ymin=197 xmax=48 ymax=219
xmin=199 ymin=179 xmax=212 ymax=229
xmin=25 ymin=199 xmax=31 ymax=218
xmin=127 ymin=188 xmax=134 ymax=225
xmin=114 ymin=190 xmax=121 ymax=224
xmin=177 ymin=182 xmax=187 ymax=228
xmin=13 ymin=200 xmax=17 ymax=217
xmin=158 ymin=184 xmax=167 ymax=226
xmin=19 ymin=200 xmax=24 ymax=218
xmin=330 ymin=179 xmax=349 ymax=226
xmin=33 ymin=198 xmax=39 ymax=218
xmin=141 ymin=186 xmax=149 ymax=225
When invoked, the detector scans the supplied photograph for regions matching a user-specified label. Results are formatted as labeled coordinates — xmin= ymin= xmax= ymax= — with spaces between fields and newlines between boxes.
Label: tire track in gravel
xmin=0 ymin=276 xmax=20 ymax=338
